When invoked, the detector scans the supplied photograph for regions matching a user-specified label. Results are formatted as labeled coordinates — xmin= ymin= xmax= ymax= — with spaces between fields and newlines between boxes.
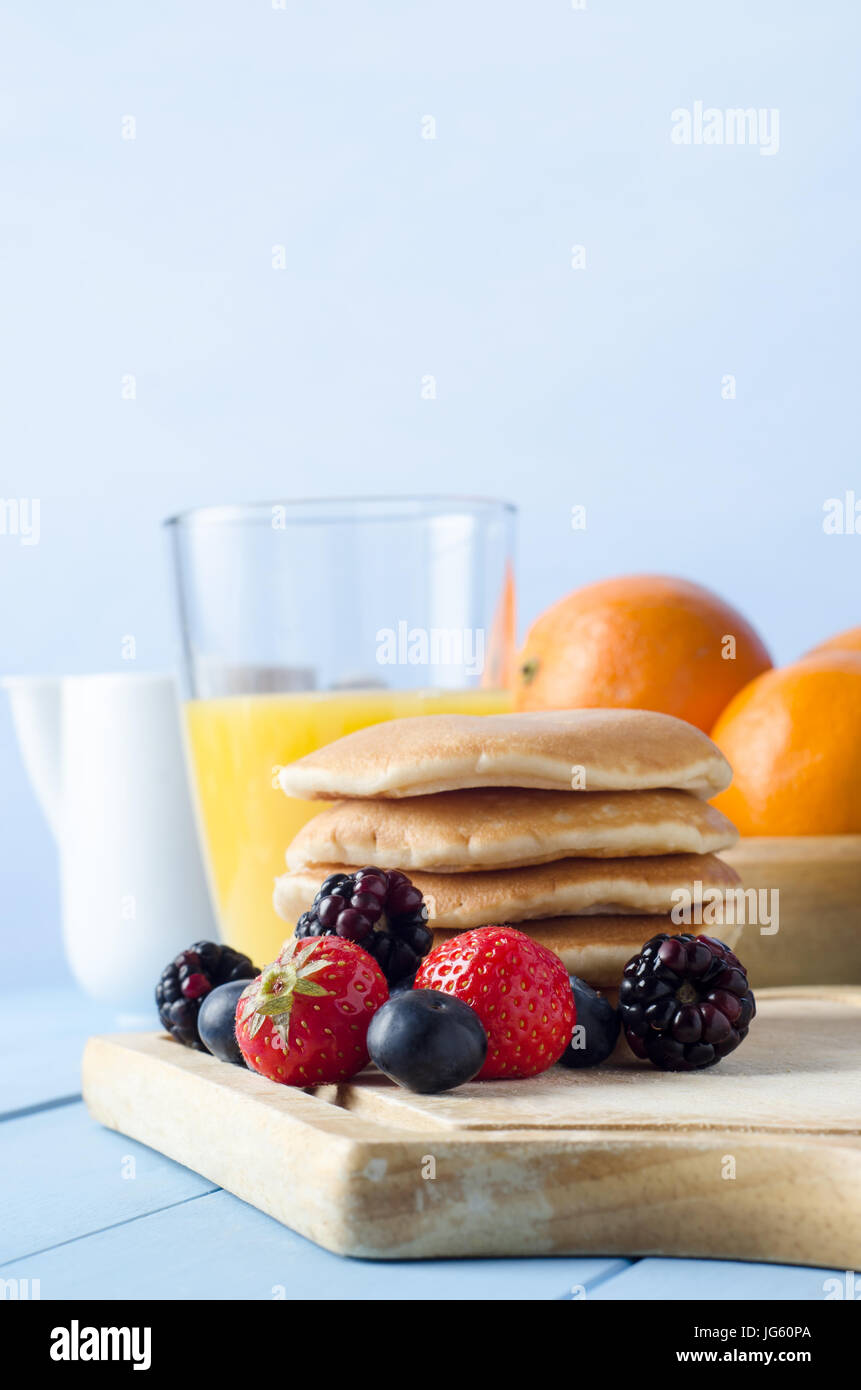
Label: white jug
xmin=4 ymin=673 xmax=219 ymax=1015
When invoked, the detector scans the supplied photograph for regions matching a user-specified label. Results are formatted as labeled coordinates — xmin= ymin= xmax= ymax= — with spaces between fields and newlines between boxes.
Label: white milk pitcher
xmin=4 ymin=673 xmax=218 ymax=1015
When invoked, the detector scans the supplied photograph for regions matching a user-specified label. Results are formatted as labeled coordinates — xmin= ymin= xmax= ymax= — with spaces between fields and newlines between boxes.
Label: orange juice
xmin=185 ymin=687 xmax=512 ymax=965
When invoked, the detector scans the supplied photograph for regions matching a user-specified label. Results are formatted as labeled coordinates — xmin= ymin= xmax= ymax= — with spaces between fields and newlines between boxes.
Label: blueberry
xmin=557 ymin=976 xmax=620 ymax=1069
xmin=197 ymin=979 xmax=252 ymax=1065
xmin=367 ymin=989 xmax=487 ymax=1093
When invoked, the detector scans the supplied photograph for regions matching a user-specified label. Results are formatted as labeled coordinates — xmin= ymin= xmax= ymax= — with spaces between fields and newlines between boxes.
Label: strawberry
xmin=235 ymin=936 xmax=388 ymax=1085
xmin=414 ymin=925 xmax=575 ymax=1079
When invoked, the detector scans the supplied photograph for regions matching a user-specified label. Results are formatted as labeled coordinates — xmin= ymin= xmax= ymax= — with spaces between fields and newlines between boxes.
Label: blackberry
xmin=389 ymin=970 xmax=418 ymax=995
xmin=156 ymin=941 xmax=258 ymax=1051
xmin=619 ymin=933 xmax=755 ymax=1071
xmin=295 ymin=868 xmax=432 ymax=986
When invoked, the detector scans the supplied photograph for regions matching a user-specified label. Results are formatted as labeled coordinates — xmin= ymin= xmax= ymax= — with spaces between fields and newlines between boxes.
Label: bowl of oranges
xmin=515 ymin=574 xmax=861 ymax=989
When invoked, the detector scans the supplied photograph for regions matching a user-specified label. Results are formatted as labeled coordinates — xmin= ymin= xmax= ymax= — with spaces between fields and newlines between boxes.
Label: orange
xmin=514 ymin=574 xmax=771 ymax=733
xmin=710 ymin=653 xmax=861 ymax=835
xmin=802 ymin=625 xmax=861 ymax=658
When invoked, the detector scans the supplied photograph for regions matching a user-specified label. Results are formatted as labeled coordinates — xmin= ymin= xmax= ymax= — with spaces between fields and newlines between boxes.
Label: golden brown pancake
xmin=276 ymin=709 xmax=731 ymax=801
xmin=274 ymin=853 xmax=742 ymax=933
xmin=428 ymin=915 xmax=742 ymax=987
xmin=285 ymin=788 xmax=738 ymax=873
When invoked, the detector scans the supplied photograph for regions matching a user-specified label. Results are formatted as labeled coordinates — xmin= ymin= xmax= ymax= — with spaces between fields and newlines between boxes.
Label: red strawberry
xmin=414 ymin=925 xmax=575 ymax=1080
xmin=235 ymin=936 xmax=388 ymax=1085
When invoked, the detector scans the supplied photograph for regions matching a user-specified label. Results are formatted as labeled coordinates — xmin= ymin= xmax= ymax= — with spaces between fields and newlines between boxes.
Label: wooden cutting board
xmin=83 ymin=987 xmax=861 ymax=1266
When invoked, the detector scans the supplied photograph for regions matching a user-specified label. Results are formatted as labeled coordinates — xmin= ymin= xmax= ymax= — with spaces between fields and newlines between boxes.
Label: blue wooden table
xmin=0 ymin=983 xmax=842 ymax=1301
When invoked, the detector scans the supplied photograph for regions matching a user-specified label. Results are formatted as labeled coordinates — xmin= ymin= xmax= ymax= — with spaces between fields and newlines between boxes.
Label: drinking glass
xmin=166 ymin=496 xmax=516 ymax=965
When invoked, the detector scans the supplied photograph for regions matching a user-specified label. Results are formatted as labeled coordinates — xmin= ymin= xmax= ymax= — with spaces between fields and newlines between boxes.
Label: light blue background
xmin=2 ymin=1 xmax=859 ymax=978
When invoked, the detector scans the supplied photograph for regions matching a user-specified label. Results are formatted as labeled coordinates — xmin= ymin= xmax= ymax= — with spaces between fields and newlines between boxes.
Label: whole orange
xmin=802 ymin=625 xmax=861 ymax=658
xmin=710 ymin=653 xmax=861 ymax=835
xmin=515 ymin=574 xmax=771 ymax=733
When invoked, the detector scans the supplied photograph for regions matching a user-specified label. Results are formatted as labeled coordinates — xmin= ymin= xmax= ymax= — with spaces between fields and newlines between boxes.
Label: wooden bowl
xmin=722 ymin=835 xmax=861 ymax=988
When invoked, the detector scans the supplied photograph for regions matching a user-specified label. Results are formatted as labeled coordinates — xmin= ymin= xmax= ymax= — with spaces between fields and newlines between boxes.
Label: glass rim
xmin=163 ymin=494 xmax=516 ymax=529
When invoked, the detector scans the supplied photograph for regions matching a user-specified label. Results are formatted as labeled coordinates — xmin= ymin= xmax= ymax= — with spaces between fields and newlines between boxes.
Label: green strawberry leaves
xmin=293 ymin=978 xmax=329 ymax=997
xmin=239 ymin=939 xmax=334 ymax=1048
xmin=245 ymin=1008 xmax=268 ymax=1041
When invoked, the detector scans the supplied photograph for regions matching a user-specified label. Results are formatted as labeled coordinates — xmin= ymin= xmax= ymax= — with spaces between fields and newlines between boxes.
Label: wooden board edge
xmin=753 ymin=984 xmax=861 ymax=1007
xmin=725 ymin=834 xmax=861 ymax=862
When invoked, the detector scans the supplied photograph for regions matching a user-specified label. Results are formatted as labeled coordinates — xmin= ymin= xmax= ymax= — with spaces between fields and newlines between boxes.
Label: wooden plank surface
xmin=0 ymin=985 xmax=138 ymax=1116
xmin=589 ymin=1257 xmax=848 ymax=1302
xmin=82 ymin=988 xmax=861 ymax=1266
xmin=0 ymin=1188 xmax=629 ymax=1301
xmin=0 ymin=1102 xmax=217 ymax=1264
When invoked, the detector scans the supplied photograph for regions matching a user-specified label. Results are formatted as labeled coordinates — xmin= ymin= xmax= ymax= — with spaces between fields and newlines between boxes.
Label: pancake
xmin=276 ymin=709 xmax=731 ymax=801
xmin=428 ymin=915 xmax=742 ymax=987
xmin=274 ymin=853 xmax=743 ymax=933
xmin=285 ymin=788 xmax=738 ymax=873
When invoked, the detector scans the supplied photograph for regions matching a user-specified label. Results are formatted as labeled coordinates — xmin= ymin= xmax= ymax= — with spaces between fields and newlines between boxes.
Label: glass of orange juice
xmin=165 ymin=497 xmax=516 ymax=965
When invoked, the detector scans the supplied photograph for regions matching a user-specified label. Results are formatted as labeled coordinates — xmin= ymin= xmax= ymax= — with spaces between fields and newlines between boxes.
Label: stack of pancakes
xmin=274 ymin=710 xmax=742 ymax=995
